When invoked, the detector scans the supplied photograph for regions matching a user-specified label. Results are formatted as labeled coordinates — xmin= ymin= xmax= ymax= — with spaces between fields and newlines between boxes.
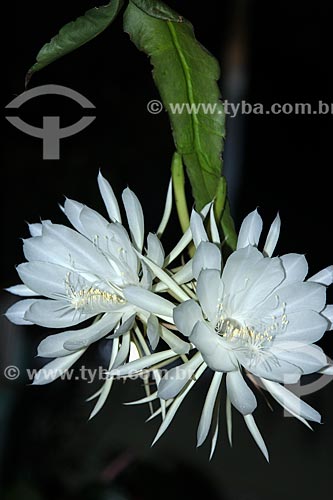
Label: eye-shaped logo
xmin=5 ymin=84 xmax=96 ymax=160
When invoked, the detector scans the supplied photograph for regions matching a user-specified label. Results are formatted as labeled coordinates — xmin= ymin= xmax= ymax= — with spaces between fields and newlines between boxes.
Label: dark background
xmin=1 ymin=1 xmax=332 ymax=499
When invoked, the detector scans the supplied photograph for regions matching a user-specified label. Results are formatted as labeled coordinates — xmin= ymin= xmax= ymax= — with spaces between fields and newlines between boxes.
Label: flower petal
xmin=280 ymin=253 xmax=308 ymax=285
xmin=322 ymin=305 xmax=333 ymax=330
xmin=190 ymin=321 xmax=237 ymax=372
xmin=33 ymin=349 xmax=86 ymax=385
xmin=197 ymin=371 xmax=223 ymax=447
xmin=97 ymin=171 xmax=122 ymax=222
xmin=237 ymin=209 xmax=263 ymax=249
xmin=5 ymin=299 xmax=36 ymax=325
xmin=5 ymin=284 xmax=38 ymax=297
xmin=24 ymin=299 xmax=93 ymax=328
xmin=226 ymin=370 xmax=257 ymax=415
xmin=190 ymin=210 xmax=208 ymax=248
xmin=156 ymin=178 xmax=172 ymax=237
xmin=122 ymin=187 xmax=144 ymax=252
xmin=146 ymin=233 xmax=165 ymax=268
xmin=192 ymin=242 xmax=221 ymax=280
xmin=244 ymin=414 xmax=269 ymax=461
xmin=123 ymin=286 xmax=174 ymax=320
xmin=274 ymin=310 xmax=328 ymax=345
xmin=147 ymin=314 xmax=160 ymax=350
xmin=308 ymin=266 xmax=333 ymax=286
xmin=16 ymin=261 xmax=70 ymax=299
xmin=263 ymin=213 xmax=281 ymax=257
xmin=197 ymin=269 xmax=222 ymax=321
xmin=173 ymin=300 xmax=203 ymax=337
xmin=261 ymin=378 xmax=321 ymax=423
xmin=158 ymin=352 xmax=203 ymax=399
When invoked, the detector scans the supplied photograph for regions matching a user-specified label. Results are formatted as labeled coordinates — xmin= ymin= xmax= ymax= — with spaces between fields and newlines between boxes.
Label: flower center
xmin=65 ymin=273 xmax=125 ymax=311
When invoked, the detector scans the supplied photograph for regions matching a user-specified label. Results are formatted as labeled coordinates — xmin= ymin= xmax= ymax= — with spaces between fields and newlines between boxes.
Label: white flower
xmin=115 ymin=209 xmax=333 ymax=460
xmin=5 ymin=172 xmax=187 ymax=417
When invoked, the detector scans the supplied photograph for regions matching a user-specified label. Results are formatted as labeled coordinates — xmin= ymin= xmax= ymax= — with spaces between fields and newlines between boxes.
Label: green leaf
xmin=26 ymin=0 xmax=124 ymax=83
xmin=131 ymin=0 xmax=182 ymax=21
xmin=124 ymin=0 xmax=225 ymax=212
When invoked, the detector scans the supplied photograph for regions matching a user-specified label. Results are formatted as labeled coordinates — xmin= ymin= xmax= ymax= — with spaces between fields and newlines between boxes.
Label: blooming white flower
xmin=5 ymin=172 xmax=187 ymax=416
xmin=112 ymin=209 xmax=333 ymax=460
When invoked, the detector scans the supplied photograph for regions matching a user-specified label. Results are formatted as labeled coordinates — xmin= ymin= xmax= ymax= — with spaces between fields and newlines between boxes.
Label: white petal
xmin=97 ymin=171 xmax=121 ymax=222
xmin=197 ymin=269 xmax=222 ymax=321
xmin=262 ymin=379 xmax=321 ymax=423
xmin=146 ymin=233 xmax=165 ymax=268
xmin=123 ymin=286 xmax=174 ymax=319
xmin=190 ymin=210 xmax=208 ymax=247
xmin=274 ymin=310 xmax=328 ymax=345
xmin=197 ymin=371 xmax=223 ymax=446
xmin=275 ymin=282 xmax=326 ymax=314
xmin=147 ymin=314 xmax=160 ymax=350
xmin=108 ymin=349 xmax=177 ymax=377
xmin=38 ymin=314 xmax=120 ymax=357
xmin=308 ymin=266 xmax=333 ymax=286
xmin=122 ymin=187 xmax=144 ymax=252
xmin=158 ymin=353 xmax=203 ymax=399
xmin=244 ymin=414 xmax=269 ymax=461
xmin=280 ymin=253 xmax=308 ymax=285
xmin=156 ymin=178 xmax=172 ymax=237
xmin=25 ymin=299 xmax=93 ymax=328
xmin=209 ymin=205 xmax=220 ymax=244
xmin=160 ymin=325 xmax=190 ymax=354
xmin=237 ymin=209 xmax=263 ymax=249
xmin=63 ymin=198 xmax=87 ymax=235
xmin=113 ymin=332 xmax=131 ymax=369
xmin=28 ymin=222 xmax=47 ymax=237
xmin=33 ymin=349 xmax=86 ymax=385
xmin=16 ymin=261 xmax=70 ymax=299
xmin=322 ymin=305 xmax=333 ymax=330
xmin=110 ymin=313 xmax=136 ymax=339
xmin=270 ymin=344 xmax=327 ymax=375
xmin=152 ymin=363 xmax=207 ymax=445
xmin=5 ymin=284 xmax=38 ymax=297
xmin=173 ymin=300 xmax=203 ymax=337
xmin=5 ymin=299 xmax=36 ymax=325
xmin=192 ymin=241 xmax=221 ymax=280
xmin=78 ymin=205 xmax=109 ymax=240
xmin=226 ymin=370 xmax=257 ymax=415
xmin=239 ymin=352 xmax=302 ymax=384
xmin=263 ymin=213 xmax=281 ymax=257
xmin=221 ymin=246 xmax=263 ymax=301
xmin=190 ymin=321 xmax=237 ymax=372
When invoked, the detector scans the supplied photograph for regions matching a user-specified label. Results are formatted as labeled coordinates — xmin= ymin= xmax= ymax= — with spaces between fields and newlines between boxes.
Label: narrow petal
xmin=122 ymin=187 xmax=144 ymax=252
xmin=244 ymin=414 xmax=269 ymax=461
xmin=5 ymin=299 xmax=36 ymax=325
xmin=113 ymin=332 xmax=131 ymax=369
xmin=237 ymin=209 xmax=263 ymax=249
xmin=209 ymin=205 xmax=220 ymax=244
xmin=147 ymin=233 xmax=165 ymax=268
xmin=147 ymin=314 xmax=160 ymax=351
xmin=262 ymin=378 xmax=321 ymax=423
xmin=226 ymin=370 xmax=257 ymax=415
xmin=263 ymin=213 xmax=281 ymax=257
xmin=97 ymin=171 xmax=122 ymax=222
xmin=197 ymin=371 xmax=223 ymax=447
xmin=152 ymin=363 xmax=207 ymax=445
xmin=173 ymin=300 xmax=203 ymax=337
xmin=5 ymin=284 xmax=38 ymax=297
xmin=108 ymin=349 xmax=177 ymax=377
xmin=160 ymin=325 xmax=190 ymax=354
xmin=63 ymin=198 xmax=87 ymax=235
xmin=123 ymin=286 xmax=174 ymax=320
xmin=190 ymin=210 xmax=208 ymax=248
xmin=192 ymin=242 xmax=221 ymax=280
xmin=156 ymin=178 xmax=172 ymax=237
xmin=308 ymin=266 xmax=333 ymax=286
xmin=33 ymin=349 xmax=86 ymax=385
xmin=158 ymin=353 xmax=204 ymax=399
